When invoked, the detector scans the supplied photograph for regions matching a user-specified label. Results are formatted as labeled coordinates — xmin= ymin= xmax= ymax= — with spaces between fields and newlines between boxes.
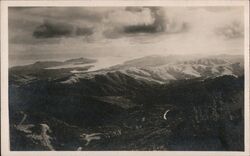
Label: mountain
xmin=64 ymin=57 xmax=96 ymax=64
xmin=11 ymin=57 xmax=96 ymax=70
xmin=9 ymin=75 xmax=244 ymax=151
xmin=115 ymin=55 xmax=181 ymax=68
xmin=9 ymin=54 xmax=244 ymax=151
xmin=57 ymin=55 xmax=243 ymax=85
xmin=9 ymin=57 xmax=97 ymax=86
xmin=9 ymin=55 xmax=243 ymax=86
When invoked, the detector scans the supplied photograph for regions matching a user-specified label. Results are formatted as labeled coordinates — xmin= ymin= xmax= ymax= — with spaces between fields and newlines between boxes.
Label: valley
xmin=9 ymin=54 xmax=244 ymax=151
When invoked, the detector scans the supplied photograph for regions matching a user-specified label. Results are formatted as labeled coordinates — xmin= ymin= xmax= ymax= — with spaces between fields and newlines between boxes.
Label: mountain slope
xmin=9 ymin=54 xmax=244 ymax=151
xmin=9 ymin=75 xmax=244 ymax=151
xmin=59 ymin=55 xmax=243 ymax=85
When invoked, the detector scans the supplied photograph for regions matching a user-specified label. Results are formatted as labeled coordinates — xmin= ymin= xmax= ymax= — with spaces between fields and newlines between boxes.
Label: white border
xmin=1 ymin=1 xmax=249 ymax=156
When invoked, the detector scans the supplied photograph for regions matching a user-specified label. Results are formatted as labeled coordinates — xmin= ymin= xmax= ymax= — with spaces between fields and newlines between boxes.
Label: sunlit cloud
xmin=8 ymin=6 xmax=244 ymax=66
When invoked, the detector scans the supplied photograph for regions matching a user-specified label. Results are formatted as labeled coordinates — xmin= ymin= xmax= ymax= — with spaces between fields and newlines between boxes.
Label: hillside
xmin=9 ymin=55 xmax=244 ymax=151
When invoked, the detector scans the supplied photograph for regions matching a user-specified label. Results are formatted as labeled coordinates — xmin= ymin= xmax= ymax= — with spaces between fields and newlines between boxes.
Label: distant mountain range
xmin=10 ymin=54 xmax=243 ymax=85
xmin=9 ymin=54 xmax=244 ymax=151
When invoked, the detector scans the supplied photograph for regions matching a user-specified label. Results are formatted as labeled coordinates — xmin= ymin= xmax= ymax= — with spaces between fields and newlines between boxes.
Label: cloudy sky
xmin=9 ymin=7 xmax=244 ymax=66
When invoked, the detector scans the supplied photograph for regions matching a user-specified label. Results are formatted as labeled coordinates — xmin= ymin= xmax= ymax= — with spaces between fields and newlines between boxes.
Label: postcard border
xmin=1 ymin=1 xmax=249 ymax=156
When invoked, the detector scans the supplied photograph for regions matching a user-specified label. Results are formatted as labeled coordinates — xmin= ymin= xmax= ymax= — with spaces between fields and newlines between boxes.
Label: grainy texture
xmin=7 ymin=6 xmax=246 ymax=151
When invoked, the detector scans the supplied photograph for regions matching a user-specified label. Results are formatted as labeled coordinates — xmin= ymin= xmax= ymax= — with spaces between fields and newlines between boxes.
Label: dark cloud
xmin=125 ymin=7 xmax=143 ymax=12
xmin=76 ymin=27 xmax=94 ymax=36
xmin=103 ymin=7 xmax=166 ymax=38
xmin=124 ymin=24 xmax=161 ymax=34
xmin=33 ymin=20 xmax=72 ymax=38
xmin=216 ymin=21 xmax=243 ymax=39
xmin=124 ymin=7 xmax=166 ymax=34
xmin=33 ymin=20 xmax=93 ymax=38
xmin=104 ymin=7 xmax=188 ymax=39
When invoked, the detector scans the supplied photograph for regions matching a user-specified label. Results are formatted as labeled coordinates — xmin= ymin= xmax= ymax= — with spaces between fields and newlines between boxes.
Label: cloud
xmin=33 ymin=19 xmax=94 ymax=38
xmin=124 ymin=7 xmax=166 ymax=34
xmin=103 ymin=7 xmax=188 ymax=39
xmin=125 ymin=7 xmax=143 ymax=12
xmin=215 ymin=21 xmax=244 ymax=39
xmin=8 ymin=6 xmax=244 ymax=66
xmin=10 ymin=35 xmax=61 ymax=45
xmin=10 ymin=7 xmax=107 ymax=23
xmin=9 ymin=8 xmax=96 ymax=45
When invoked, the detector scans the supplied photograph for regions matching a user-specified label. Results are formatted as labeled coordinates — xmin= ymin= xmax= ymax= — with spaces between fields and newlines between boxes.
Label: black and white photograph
xmin=1 ymin=1 xmax=249 ymax=155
